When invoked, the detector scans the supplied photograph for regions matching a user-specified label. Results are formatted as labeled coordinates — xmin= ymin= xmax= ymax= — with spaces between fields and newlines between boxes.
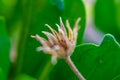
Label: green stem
xmin=38 ymin=61 xmax=53 ymax=80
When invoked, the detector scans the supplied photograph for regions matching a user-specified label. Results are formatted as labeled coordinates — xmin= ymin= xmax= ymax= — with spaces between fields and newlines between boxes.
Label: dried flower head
xmin=31 ymin=17 xmax=81 ymax=64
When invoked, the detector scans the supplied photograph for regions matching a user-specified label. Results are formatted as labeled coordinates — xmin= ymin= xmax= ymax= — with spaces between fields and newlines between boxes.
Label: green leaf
xmin=0 ymin=0 xmax=16 ymax=17
xmin=15 ymin=0 xmax=86 ymax=79
xmin=0 ymin=68 xmax=4 ymax=80
xmin=15 ymin=74 xmax=36 ymax=80
xmin=112 ymin=75 xmax=120 ymax=80
xmin=0 ymin=17 xmax=7 ymax=36
xmin=0 ymin=0 xmax=23 ymax=36
xmin=50 ymin=34 xmax=120 ymax=80
xmin=94 ymin=0 xmax=120 ymax=40
xmin=0 ymin=16 xmax=10 ymax=80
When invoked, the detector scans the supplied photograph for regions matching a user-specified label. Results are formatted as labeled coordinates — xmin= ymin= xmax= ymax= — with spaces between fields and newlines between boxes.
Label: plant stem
xmin=65 ymin=56 xmax=86 ymax=80
xmin=38 ymin=61 xmax=53 ymax=80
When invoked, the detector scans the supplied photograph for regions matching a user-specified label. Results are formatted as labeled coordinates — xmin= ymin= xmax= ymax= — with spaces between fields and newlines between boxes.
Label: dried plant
xmin=31 ymin=17 xmax=85 ymax=80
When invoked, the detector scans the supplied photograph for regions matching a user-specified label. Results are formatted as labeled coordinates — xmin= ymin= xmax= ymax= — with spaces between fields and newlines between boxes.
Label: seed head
xmin=31 ymin=17 xmax=81 ymax=64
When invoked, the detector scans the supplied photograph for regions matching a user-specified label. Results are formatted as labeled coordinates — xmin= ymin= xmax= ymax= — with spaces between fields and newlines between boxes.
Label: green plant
xmin=0 ymin=0 xmax=120 ymax=80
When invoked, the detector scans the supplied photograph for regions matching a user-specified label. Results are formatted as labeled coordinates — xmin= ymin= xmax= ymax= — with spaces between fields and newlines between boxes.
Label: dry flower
xmin=31 ymin=17 xmax=86 ymax=80
xmin=31 ymin=17 xmax=80 ymax=64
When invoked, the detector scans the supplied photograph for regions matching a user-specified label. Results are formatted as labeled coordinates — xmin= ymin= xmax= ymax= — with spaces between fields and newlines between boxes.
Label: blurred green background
xmin=0 ymin=0 xmax=120 ymax=80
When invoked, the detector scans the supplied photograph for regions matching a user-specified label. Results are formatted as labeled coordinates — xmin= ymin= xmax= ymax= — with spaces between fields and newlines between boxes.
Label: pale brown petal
xmin=74 ymin=18 xmax=81 ymax=29
xmin=36 ymin=46 xmax=57 ymax=55
xmin=31 ymin=34 xmax=50 ymax=47
xmin=56 ymin=24 xmax=66 ymax=40
xmin=42 ymin=31 xmax=58 ymax=45
xmin=45 ymin=24 xmax=61 ymax=41
xmin=60 ymin=17 xmax=67 ymax=36
xmin=73 ymin=18 xmax=81 ymax=41
xmin=66 ymin=20 xmax=73 ymax=41
xmin=42 ymin=47 xmax=56 ymax=55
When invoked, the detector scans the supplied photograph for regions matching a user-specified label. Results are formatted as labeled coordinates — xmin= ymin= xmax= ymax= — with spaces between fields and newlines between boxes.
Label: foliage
xmin=50 ymin=34 xmax=120 ymax=80
xmin=0 ymin=0 xmax=120 ymax=80
xmin=0 ymin=17 xmax=10 ymax=80
xmin=94 ymin=0 xmax=120 ymax=40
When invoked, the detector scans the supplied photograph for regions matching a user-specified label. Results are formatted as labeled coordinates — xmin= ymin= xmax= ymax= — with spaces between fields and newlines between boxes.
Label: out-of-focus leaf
xmin=6 ymin=0 xmax=23 ymax=35
xmin=15 ymin=74 xmax=36 ymax=80
xmin=0 ymin=68 xmax=4 ymax=80
xmin=94 ymin=0 xmax=120 ymax=40
xmin=0 ymin=0 xmax=16 ymax=17
xmin=112 ymin=75 xmax=120 ymax=80
xmin=50 ymin=34 xmax=120 ymax=80
xmin=0 ymin=17 xmax=10 ymax=80
xmin=15 ymin=0 xmax=86 ymax=79
xmin=115 ymin=1 xmax=120 ymax=30
xmin=0 ymin=0 xmax=23 ymax=36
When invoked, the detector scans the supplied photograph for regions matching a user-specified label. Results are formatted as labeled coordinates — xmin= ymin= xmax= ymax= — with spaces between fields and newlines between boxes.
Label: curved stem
xmin=65 ymin=56 xmax=86 ymax=80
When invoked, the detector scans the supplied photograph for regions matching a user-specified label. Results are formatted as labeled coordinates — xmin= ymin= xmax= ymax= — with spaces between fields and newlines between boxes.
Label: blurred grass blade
xmin=0 ymin=16 xmax=10 ymax=80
